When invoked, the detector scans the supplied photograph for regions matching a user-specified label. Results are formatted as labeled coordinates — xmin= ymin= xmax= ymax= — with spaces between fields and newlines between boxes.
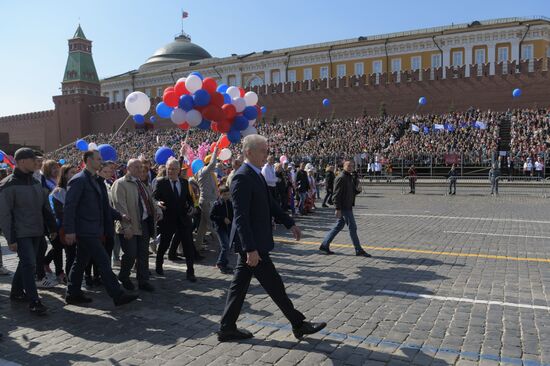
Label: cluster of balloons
xmin=512 ymin=88 xmax=522 ymax=98
xmin=75 ymin=139 xmax=117 ymax=161
xmin=153 ymin=72 xmax=263 ymax=144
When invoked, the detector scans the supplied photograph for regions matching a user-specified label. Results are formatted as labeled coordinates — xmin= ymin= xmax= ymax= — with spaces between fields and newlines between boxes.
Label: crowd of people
xmin=510 ymin=108 xmax=550 ymax=176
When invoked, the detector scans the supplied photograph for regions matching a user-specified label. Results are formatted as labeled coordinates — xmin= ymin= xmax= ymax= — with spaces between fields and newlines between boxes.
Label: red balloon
xmin=211 ymin=92 xmax=225 ymax=107
xmin=239 ymin=87 xmax=245 ymax=97
xmin=219 ymin=134 xmax=231 ymax=149
xmin=195 ymin=105 xmax=207 ymax=112
xmin=222 ymin=104 xmax=237 ymax=119
xmin=202 ymin=78 xmax=218 ymax=94
xmin=178 ymin=122 xmax=190 ymax=130
xmin=203 ymin=105 xmax=224 ymax=121
xmin=163 ymin=87 xmax=175 ymax=96
xmin=174 ymin=81 xmax=189 ymax=96
xmin=211 ymin=122 xmax=219 ymax=133
xmin=164 ymin=91 xmax=179 ymax=108
xmin=218 ymin=120 xmax=232 ymax=134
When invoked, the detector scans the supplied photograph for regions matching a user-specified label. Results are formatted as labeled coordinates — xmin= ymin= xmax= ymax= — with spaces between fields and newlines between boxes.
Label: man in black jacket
xmin=218 ymin=134 xmax=326 ymax=342
xmin=319 ymin=160 xmax=371 ymax=257
xmin=322 ymin=166 xmax=335 ymax=207
xmin=0 ymin=148 xmax=57 ymax=314
xmin=295 ymin=163 xmax=310 ymax=214
xmin=154 ymin=158 xmax=196 ymax=281
xmin=64 ymin=150 xmax=138 ymax=307
xmin=448 ymin=164 xmax=458 ymax=195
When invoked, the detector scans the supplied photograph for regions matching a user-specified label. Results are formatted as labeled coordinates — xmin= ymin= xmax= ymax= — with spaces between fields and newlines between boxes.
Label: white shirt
xmin=374 ymin=162 xmax=382 ymax=172
xmin=535 ymin=161 xmax=543 ymax=171
xmin=261 ymin=163 xmax=278 ymax=187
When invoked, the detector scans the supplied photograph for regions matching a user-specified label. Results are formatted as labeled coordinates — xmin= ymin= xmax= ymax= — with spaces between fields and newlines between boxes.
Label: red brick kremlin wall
xmin=0 ymin=59 xmax=548 ymax=153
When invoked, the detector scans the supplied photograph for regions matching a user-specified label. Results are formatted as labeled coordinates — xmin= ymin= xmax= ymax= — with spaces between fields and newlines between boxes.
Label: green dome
xmin=140 ymin=34 xmax=211 ymax=71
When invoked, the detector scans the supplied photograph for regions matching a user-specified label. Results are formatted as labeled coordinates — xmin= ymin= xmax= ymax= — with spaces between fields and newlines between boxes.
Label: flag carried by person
xmin=434 ymin=123 xmax=444 ymax=131
xmin=474 ymin=121 xmax=487 ymax=129
xmin=411 ymin=124 xmax=420 ymax=132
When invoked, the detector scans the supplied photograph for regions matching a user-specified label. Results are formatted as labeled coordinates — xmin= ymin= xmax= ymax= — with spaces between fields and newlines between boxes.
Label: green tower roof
xmin=63 ymin=25 xmax=99 ymax=84
xmin=73 ymin=24 xmax=87 ymax=39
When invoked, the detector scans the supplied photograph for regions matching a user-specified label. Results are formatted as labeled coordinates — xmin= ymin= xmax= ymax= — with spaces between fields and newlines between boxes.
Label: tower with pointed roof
xmin=61 ymin=25 xmax=100 ymax=95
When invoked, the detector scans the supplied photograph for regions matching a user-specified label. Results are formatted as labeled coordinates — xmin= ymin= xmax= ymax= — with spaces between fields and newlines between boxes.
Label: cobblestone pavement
xmin=1 ymin=189 xmax=550 ymax=365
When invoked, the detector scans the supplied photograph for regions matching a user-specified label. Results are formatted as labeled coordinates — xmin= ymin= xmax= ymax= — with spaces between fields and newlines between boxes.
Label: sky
xmin=0 ymin=0 xmax=548 ymax=116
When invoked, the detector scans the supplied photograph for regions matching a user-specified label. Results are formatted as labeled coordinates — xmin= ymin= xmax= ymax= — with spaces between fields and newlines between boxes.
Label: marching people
xmin=319 ymin=160 xmax=371 ymax=257
xmin=261 ymin=155 xmax=278 ymax=201
xmin=295 ymin=163 xmax=310 ymax=215
xmin=218 ymin=134 xmax=326 ymax=342
xmin=63 ymin=150 xmax=138 ymax=306
xmin=195 ymin=146 xmax=220 ymax=252
xmin=0 ymin=148 xmax=58 ymax=314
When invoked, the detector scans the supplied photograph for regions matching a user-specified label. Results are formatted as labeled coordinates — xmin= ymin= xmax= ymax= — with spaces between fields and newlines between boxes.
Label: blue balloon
xmin=418 ymin=96 xmax=427 ymax=105
xmin=98 ymin=144 xmax=117 ymax=162
xmin=222 ymin=93 xmax=232 ymax=104
xmin=149 ymin=115 xmax=157 ymax=123
xmin=193 ymin=89 xmax=211 ymax=107
xmin=191 ymin=159 xmax=205 ymax=175
xmin=133 ymin=114 xmax=145 ymax=124
xmin=217 ymin=84 xmax=228 ymax=93
xmin=227 ymin=129 xmax=242 ymax=144
xmin=0 ymin=151 xmax=4 ymax=161
xmin=179 ymin=94 xmax=195 ymax=112
xmin=59 ymin=159 xmax=66 ymax=165
xmin=260 ymin=106 xmax=266 ymax=114
xmin=198 ymin=119 xmax=211 ymax=130
xmin=156 ymin=102 xmax=173 ymax=119
xmin=233 ymin=116 xmax=249 ymax=131
xmin=512 ymin=88 xmax=522 ymax=98
xmin=154 ymin=147 xmax=175 ymax=165
xmin=190 ymin=71 xmax=204 ymax=80
xmin=76 ymin=139 xmax=88 ymax=151
xmin=243 ymin=106 xmax=258 ymax=120
xmin=322 ymin=98 xmax=330 ymax=107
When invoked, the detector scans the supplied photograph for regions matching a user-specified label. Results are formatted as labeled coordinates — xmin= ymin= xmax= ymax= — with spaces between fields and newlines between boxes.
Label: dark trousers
xmin=119 ymin=221 xmax=150 ymax=285
xmin=44 ymin=236 xmax=64 ymax=275
xmin=157 ymin=224 xmax=194 ymax=276
xmin=35 ymin=236 xmax=48 ymax=280
xmin=220 ymin=253 xmax=305 ymax=331
xmin=11 ymin=237 xmax=41 ymax=302
xmin=67 ymin=236 xmax=123 ymax=300
xmin=216 ymin=229 xmax=230 ymax=267
xmin=323 ymin=190 xmax=333 ymax=206
xmin=65 ymin=245 xmax=76 ymax=277
xmin=409 ymin=178 xmax=416 ymax=193
xmin=449 ymin=180 xmax=457 ymax=194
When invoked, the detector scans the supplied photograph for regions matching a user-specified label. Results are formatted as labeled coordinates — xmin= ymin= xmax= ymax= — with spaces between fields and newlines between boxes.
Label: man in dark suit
xmin=218 ymin=134 xmax=326 ymax=342
xmin=64 ymin=150 xmax=138 ymax=307
xmin=153 ymin=158 xmax=196 ymax=282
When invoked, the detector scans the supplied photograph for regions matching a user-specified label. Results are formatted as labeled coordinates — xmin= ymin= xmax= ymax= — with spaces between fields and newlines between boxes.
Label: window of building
xmin=391 ymin=58 xmax=401 ymax=72
xmin=248 ymin=76 xmax=263 ymax=88
xmin=411 ymin=56 xmax=421 ymax=71
xmin=112 ymin=90 xmax=120 ymax=102
xmin=228 ymin=75 xmax=237 ymax=86
xmin=354 ymin=62 xmax=364 ymax=76
xmin=497 ymin=47 xmax=509 ymax=62
xmin=271 ymin=70 xmax=281 ymax=84
xmin=288 ymin=70 xmax=297 ymax=82
xmin=475 ymin=49 xmax=486 ymax=64
xmin=122 ymin=89 xmax=130 ymax=99
xmin=156 ymin=87 xmax=163 ymax=97
xmin=102 ymin=92 xmax=110 ymax=101
xmin=337 ymin=64 xmax=346 ymax=77
xmin=372 ymin=60 xmax=383 ymax=74
xmin=431 ymin=53 xmax=442 ymax=68
xmin=452 ymin=51 xmax=463 ymax=66
xmin=303 ymin=68 xmax=312 ymax=81
xmin=320 ymin=66 xmax=329 ymax=79
xmin=522 ymin=44 xmax=534 ymax=60
xmin=144 ymin=88 xmax=151 ymax=97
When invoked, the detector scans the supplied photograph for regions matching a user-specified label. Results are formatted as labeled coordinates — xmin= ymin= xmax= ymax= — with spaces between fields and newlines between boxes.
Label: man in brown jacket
xmin=111 ymin=159 xmax=161 ymax=292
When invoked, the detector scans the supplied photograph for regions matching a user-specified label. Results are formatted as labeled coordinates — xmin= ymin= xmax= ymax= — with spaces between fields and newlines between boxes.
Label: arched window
xmin=247 ymin=75 xmax=263 ymax=88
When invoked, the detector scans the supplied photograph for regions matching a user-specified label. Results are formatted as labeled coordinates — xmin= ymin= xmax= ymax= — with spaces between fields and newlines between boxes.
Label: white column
xmin=280 ymin=67 xmax=287 ymax=83
xmin=442 ymin=47 xmax=451 ymax=78
xmin=235 ymin=70 xmax=242 ymax=87
xmin=264 ymin=70 xmax=271 ymax=85
xmin=465 ymin=45 xmax=473 ymax=77
xmin=511 ymin=39 xmax=520 ymax=63
xmin=488 ymin=43 xmax=496 ymax=75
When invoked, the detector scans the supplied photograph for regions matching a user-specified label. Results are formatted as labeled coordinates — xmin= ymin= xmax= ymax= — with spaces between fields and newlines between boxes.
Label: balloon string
xmin=109 ymin=115 xmax=131 ymax=144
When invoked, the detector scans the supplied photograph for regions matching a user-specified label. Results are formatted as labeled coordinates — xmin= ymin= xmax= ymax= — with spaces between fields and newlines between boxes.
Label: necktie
xmin=137 ymin=180 xmax=154 ymax=218
xmin=172 ymin=180 xmax=179 ymax=199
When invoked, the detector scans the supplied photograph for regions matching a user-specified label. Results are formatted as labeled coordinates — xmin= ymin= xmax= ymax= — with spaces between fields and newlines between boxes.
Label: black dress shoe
xmin=120 ymin=279 xmax=135 ymax=291
xmin=356 ymin=250 xmax=372 ymax=257
xmin=138 ymin=283 xmax=155 ymax=292
xmin=187 ymin=274 xmax=197 ymax=283
xmin=217 ymin=328 xmax=253 ymax=342
xmin=319 ymin=246 xmax=335 ymax=255
xmin=29 ymin=301 xmax=48 ymax=315
xmin=168 ymin=255 xmax=184 ymax=262
xmin=155 ymin=267 xmax=164 ymax=276
xmin=292 ymin=321 xmax=327 ymax=339
xmin=10 ymin=292 xmax=28 ymax=303
xmin=114 ymin=293 xmax=139 ymax=307
xmin=66 ymin=294 xmax=93 ymax=305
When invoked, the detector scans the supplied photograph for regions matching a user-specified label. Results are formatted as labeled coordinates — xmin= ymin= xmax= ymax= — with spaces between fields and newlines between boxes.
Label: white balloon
xmin=88 ymin=142 xmax=98 ymax=151
xmin=244 ymin=91 xmax=258 ymax=106
xmin=232 ymin=97 xmax=246 ymax=113
xmin=186 ymin=109 xmax=202 ymax=127
xmin=218 ymin=148 xmax=232 ymax=161
xmin=185 ymin=75 xmax=203 ymax=94
xmin=226 ymin=86 xmax=240 ymax=99
xmin=249 ymin=119 xmax=257 ymax=126
xmin=241 ymin=126 xmax=258 ymax=137
xmin=170 ymin=108 xmax=187 ymax=124
xmin=125 ymin=91 xmax=151 ymax=116
xmin=176 ymin=77 xmax=187 ymax=84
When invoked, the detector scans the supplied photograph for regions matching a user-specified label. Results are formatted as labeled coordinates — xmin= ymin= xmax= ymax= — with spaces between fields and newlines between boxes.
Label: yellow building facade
xmin=100 ymin=17 xmax=550 ymax=102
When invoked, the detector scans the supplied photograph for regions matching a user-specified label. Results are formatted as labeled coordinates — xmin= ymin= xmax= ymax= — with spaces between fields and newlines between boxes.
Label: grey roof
xmin=140 ymin=34 xmax=211 ymax=71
